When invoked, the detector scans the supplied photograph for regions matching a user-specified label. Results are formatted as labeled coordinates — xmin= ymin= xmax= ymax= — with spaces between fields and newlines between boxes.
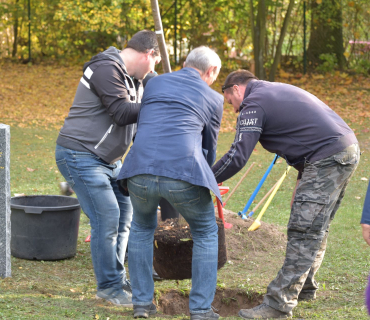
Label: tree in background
xmin=307 ymin=0 xmax=346 ymax=70
xmin=268 ymin=0 xmax=294 ymax=81
xmin=250 ymin=0 xmax=266 ymax=79
xmin=0 ymin=0 xmax=369 ymax=75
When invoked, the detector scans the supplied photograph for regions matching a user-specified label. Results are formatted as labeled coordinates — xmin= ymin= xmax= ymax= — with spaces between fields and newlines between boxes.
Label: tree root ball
xmin=153 ymin=218 xmax=227 ymax=280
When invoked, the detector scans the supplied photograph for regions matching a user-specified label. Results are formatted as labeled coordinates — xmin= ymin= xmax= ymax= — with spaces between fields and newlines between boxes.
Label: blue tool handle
xmin=239 ymin=154 xmax=279 ymax=215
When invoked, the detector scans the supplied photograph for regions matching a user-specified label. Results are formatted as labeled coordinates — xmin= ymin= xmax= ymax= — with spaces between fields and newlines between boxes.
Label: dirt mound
xmin=155 ymin=210 xmax=287 ymax=317
xmin=158 ymin=288 xmax=263 ymax=317
xmin=153 ymin=218 xmax=227 ymax=280
xmin=222 ymin=210 xmax=287 ymax=260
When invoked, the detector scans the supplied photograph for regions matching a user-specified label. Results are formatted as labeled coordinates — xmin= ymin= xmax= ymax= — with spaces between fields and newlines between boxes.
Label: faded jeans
xmin=55 ymin=144 xmax=132 ymax=291
xmin=127 ymin=174 xmax=218 ymax=314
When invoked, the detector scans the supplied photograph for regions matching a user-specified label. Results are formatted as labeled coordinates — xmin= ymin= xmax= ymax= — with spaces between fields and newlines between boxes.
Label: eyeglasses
xmin=222 ymin=83 xmax=238 ymax=93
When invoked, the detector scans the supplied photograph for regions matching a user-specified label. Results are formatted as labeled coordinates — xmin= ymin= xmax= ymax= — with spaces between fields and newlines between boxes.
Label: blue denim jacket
xmin=117 ymin=68 xmax=224 ymax=200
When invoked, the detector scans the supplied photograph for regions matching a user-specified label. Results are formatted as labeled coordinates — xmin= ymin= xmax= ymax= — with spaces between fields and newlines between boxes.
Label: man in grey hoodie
xmin=55 ymin=30 xmax=161 ymax=307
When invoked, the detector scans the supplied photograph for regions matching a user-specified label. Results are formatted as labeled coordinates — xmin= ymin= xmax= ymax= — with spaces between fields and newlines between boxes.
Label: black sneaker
xmin=59 ymin=182 xmax=74 ymax=196
xmin=122 ymin=279 xmax=132 ymax=295
xmin=153 ymin=267 xmax=162 ymax=281
xmin=239 ymin=303 xmax=292 ymax=319
xmin=190 ymin=309 xmax=220 ymax=320
xmin=298 ymin=290 xmax=316 ymax=301
xmin=95 ymin=288 xmax=132 ymax=307
xmin=133 ymin=303 xmax=157 ymax=318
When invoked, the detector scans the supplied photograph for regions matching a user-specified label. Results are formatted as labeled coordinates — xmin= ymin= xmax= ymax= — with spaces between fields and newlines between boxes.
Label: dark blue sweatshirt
xmin=212 ymin=80 xmax=357 ymax=182
xmin=361 ymin=181 xmax=370 ymax=224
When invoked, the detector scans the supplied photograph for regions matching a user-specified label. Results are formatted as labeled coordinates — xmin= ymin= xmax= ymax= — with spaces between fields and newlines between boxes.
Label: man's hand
xmin=361 ymin=224 xmax=370 ymax=246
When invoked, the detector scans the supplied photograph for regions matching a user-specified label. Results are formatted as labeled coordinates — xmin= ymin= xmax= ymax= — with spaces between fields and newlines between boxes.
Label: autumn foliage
xmin=1 ymin=65 xmax=369 ymax=134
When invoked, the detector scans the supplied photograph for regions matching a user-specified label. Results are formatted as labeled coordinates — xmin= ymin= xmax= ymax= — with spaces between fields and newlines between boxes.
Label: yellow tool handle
xmin=250 ymin=180 xmax=279 ymax=214
xmin=248 ymin=166 xmax=291 ymax=231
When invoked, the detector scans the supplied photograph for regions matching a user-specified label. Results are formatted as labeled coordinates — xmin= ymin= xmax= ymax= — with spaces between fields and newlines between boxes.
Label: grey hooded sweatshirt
xmin=56 ymin=47 xmax=142 ymax=164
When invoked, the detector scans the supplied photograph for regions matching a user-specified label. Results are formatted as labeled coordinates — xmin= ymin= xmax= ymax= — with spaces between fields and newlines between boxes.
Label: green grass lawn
xmin=0 ymin=125 xmax=369 ymax=319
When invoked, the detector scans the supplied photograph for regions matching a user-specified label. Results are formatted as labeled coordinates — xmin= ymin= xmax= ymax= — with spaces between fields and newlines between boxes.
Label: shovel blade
xmin=248 ymin=220 xmax=261 ymax=231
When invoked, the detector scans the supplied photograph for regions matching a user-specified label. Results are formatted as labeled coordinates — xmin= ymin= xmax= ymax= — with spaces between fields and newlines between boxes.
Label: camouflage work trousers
xmin=263 ymin=143 xmax=360 ymax=313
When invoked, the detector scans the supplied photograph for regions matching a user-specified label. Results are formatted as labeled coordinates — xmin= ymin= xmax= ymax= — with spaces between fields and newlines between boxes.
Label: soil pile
xmin=158 ymin=288 xmax=263 ymax=317
xmin=153 ymin=218 xmax=227 ymax=280
xmin=156 ymin=210 xmax=288 ymax=317
xmin=222 ymin=209 xmax=287 ymax=261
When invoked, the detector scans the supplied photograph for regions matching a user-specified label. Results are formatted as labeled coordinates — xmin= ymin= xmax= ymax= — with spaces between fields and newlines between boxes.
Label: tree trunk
xmin=307 ymin=0 xmax=346 ymax=69
xmin=269 ymin=0 xmax=295 ymax=81
xmin=253 ymin=0 xmax=266 ymax=79
xmin=12 ymin=0 xmax=19 ymax=58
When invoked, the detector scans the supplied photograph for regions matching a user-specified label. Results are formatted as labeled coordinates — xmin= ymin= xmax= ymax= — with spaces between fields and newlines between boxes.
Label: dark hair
xmin=223 ymin=69 xmax=258 ymax=88
xmin=126 ymin=30 xmax=160 ymax=56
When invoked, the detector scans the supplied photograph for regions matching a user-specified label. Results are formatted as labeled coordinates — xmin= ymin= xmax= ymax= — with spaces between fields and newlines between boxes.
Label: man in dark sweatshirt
xmin=55 ymin=30 xmax=160 ymax=307
xmin=212 ymin=70 xmax=360 ymax=319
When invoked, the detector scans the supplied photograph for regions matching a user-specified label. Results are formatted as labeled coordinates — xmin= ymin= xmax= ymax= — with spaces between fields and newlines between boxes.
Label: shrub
xmin=316 ymin=53 xmax=338 ymax=73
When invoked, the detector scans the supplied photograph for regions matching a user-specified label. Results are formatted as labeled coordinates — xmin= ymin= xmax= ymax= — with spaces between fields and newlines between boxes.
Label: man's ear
xmin=207 ymin=66 xmax=217 ymax=77
xmin=146 ymin=49 xmax=154 ymax=59
xmin=233 ymin=84 xmax=241 ymax=97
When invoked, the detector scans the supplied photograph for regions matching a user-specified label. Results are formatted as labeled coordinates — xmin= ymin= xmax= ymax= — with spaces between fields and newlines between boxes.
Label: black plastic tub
xmin=10 ymin=195 xmax=81 ymax=260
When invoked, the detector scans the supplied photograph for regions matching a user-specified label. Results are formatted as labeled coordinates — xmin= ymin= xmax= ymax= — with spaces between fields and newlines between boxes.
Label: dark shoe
xmin=122 ymin=279 xmax=132 ymax=295
xmin=95 ymin=288 xmax=133 ymax=307
xmin=238 ymin=303 xmax=292 ymax=319
xmin=298 ymin=290 xmax=316 ymax=301
xmin=134 ymin=303 xmax=157 ymax=318
xmin=190 ymin=309 xmax=220 ymax=320
xmin=153 ymin=267 xmax=162 ymax=281
xmin=59 ymin=182 xmax=74 ymax=196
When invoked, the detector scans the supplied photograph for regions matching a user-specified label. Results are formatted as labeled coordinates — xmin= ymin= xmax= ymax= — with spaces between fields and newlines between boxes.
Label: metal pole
xmin=303 ymin=0 xmax=306 ymax=74
xmin=150 ymin=0 xmax=171 ymax=73
xmin=174 ymin=0 xmax=177 ymax=64
xmin=28 ymin=0 xmax=31 ymax=62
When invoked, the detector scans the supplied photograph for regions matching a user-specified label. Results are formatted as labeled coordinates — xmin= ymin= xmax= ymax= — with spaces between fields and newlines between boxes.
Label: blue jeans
xmin=127 ymin=174 xmax=218 ymax=314
xmin=55 ymin=144 xmax=132 ymax=290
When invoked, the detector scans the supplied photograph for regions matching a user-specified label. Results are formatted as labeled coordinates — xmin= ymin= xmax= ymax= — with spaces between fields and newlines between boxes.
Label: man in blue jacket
xmin=213 ymin=70 xmax=360 ymax=319
xmin=117 ymin=46 xmax=223 ymax=319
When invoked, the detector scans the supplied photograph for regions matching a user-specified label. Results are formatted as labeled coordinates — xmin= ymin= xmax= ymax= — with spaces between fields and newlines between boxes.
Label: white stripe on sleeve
xmin=84 ymin=67 xmax=93 ymax=79
xmin=80 ymin=77 xmax=90 ymax=89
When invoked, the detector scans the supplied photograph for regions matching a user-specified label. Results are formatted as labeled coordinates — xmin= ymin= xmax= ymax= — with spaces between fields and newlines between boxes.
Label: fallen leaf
xmin=27 ymin=167 xmax=36 ymax=172
xmin=180 ymin=238 xmax=193 ymax=241
xmin=355 ymin=196 xmax=361 ymax=200
xmin=312 ymin=74 xmax=324 ymax=80
xmin=361 ymin=177 xmax=368 ymax=181
xmin=14 ymin=193 xmax=26 ymax=197
xmin=154 ymin=240 xmax=158 ymax=249
xmin=70 ymin=289 xmax=75 ymax=292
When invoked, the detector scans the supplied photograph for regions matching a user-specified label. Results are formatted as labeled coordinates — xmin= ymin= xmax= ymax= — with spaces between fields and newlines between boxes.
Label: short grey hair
xmin=184 ymin=46 xmax=222 ymax=74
